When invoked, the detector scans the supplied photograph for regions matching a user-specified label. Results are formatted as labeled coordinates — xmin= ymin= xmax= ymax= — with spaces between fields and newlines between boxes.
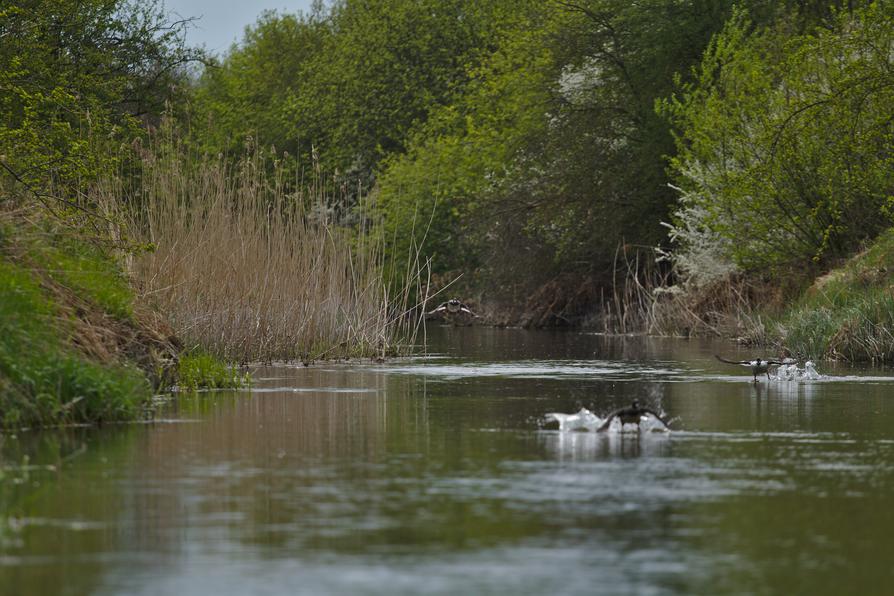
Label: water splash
xmin=544 ymin=408 xmax=670 ymax=433
xmin=774 ymin=360 xmax=822 ymax=381
xmin=544 ymin=408 xmax=603 ymax=432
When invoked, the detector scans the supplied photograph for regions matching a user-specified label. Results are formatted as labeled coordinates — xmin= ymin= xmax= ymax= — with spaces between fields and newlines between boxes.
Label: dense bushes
xmin=373 ymin=0 xmax=743 ymax=300
xmin=663 ymin=4 xmax=894 ymax=275
xmin=0 ymin=0 xmax=199 ymax=196
xmin=1 ymin=1 xmax=205 ymax=428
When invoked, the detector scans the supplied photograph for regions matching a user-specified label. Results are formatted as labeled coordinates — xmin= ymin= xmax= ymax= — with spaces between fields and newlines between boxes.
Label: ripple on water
xmin=376 ymin=359 xmax=894 ymax=387
xmin=380 ymin=359 xmax=686 ymax=381
xmin=249 ymin=386 xmax=379 ymax=394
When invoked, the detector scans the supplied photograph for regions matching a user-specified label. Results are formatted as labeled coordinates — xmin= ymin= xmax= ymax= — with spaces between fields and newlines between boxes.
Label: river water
xmin=2 ymin=327 xmax=894 ymax=595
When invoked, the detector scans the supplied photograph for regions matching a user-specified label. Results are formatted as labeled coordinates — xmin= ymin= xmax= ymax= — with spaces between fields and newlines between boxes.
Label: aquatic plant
xmin=177 ymin=351 xmax=248 ymax=391
xmin=589 ymin=244 xmax=767 ymax=339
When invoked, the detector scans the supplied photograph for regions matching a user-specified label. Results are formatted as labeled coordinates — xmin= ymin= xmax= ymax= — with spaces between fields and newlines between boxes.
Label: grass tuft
xmin=177 ymin=351 xmax=248 ymax=391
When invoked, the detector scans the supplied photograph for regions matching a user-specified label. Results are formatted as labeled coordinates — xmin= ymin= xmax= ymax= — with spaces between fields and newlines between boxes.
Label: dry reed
xmin=104 ymin=135 xmax=423 ymax=363
xmin=600 ymin=244 xmax=764 ymax=339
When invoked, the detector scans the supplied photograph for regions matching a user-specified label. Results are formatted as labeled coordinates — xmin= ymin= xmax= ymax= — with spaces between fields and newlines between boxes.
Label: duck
xmin=596 ymin=400 xmax=670 ymax=432
xmin=426 ymin=299 xmax=478 ymax=317
xmin=715 ymin=355 xmax=792 ymax=382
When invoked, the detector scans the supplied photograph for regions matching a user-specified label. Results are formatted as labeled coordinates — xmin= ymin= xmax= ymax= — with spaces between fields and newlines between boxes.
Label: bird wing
xmin=459 ymin=305 xmax=478 ymax=316
xmin=596 ymin=414 xmax=615 ymax=433
xmin=715 ymin=355 xmax=750 ymax=366
xmin=596 ymin=407 xmax=626 ymax=432
xmin=640 ymin=408 xmax=670 ymax=429
xmin=426 ymin=303 xmax=448 ymax=315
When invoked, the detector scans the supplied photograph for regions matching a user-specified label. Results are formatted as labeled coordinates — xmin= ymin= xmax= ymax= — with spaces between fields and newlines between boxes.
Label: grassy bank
xmin=2 ymin=133 xmax=421 ymax=428
xmin=0 ymin=215 xmax=252 ymax=429
xmin=774 ymin=229 xmax=894 ymax=363
xmin=0 ymin=222 xmax=161 ymax=428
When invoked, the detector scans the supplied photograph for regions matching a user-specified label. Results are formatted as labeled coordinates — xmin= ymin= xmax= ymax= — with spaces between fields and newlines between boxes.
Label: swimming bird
xmin=715 ymin=355 xmax=790 ymax=382
xmin=596 ymin=400 xmax=670 ymax=432
xmin=426 ymin=299 xmax=478 ymax=317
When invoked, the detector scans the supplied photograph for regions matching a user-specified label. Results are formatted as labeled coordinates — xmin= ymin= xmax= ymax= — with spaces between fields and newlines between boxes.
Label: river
xmin=2 ymin=327 xmax=894 ymax=595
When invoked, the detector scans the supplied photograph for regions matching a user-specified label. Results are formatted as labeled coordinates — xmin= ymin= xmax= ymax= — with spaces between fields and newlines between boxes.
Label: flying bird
xmin=426 ymin=299 xmax=478 ymax=317
xmin=715 ymin=355 xmax=790 ymax=382
xmin=596 ymin=400 xmax=670 ymax=432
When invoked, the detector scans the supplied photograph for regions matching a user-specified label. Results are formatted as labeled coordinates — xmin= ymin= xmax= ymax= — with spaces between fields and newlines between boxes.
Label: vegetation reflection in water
xmin=2 ymin=328 xmax=894 ymax=595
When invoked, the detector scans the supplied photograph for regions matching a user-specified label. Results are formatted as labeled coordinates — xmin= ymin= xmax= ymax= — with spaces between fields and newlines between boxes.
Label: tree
xmin=0 ymin=0 xmax=200 ymax=202
xmin=191 ymin=7 xmax=330 ymax=160
xmin=192 ymin=0 xmax=507 ymax=184
xmin=663 ymin=3 xmax=894 ymax=273
xmin=376 ymin=0 xmax=739 ymax=298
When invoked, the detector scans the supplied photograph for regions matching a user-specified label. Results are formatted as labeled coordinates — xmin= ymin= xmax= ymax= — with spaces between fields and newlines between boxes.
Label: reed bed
xmin=109 ymin=138 xmax=423 ymax=363
xmin=599 ymin=244 xmax=765 ymax=339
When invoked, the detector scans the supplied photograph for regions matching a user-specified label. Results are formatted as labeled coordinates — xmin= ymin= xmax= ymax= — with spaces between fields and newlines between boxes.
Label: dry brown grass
xmin=597 ymin=245 xmax=768 ymax=340
xmin=101 ymin=136 xmax=423 ymax=363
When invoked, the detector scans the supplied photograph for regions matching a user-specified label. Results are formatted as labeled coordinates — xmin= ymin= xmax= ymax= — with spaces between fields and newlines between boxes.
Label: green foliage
xmin=177 ymin=351 xmax=248 ymax=391
xmin=376 ymin=0 xmax=738 ymax=295
xmin=0 ymin=0 xmax=200 ymax=201
xmin=192 ymin=0 xmax=505 ymax=181
xmin=664 ymin=3 xmax=894 ymax=272
xmin=191 ymin=8 xmax=330 ymax=160
xmin=375 ymin=4 xmax=555 ymax=282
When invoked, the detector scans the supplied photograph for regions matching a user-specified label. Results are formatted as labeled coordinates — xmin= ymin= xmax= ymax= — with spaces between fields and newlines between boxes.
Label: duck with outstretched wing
xmin=596 ymin=400 xmax=670 ymax=432
xmin=715 ymin=355 xmax=794 ymax=382
xmin=426 ymin=299 xmax=478 ymax=317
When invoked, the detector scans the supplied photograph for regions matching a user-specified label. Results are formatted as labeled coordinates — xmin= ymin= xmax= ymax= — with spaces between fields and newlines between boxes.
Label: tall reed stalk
xmin=107 ymin=133 xmax=423 ymax=363
xmin=600 ymin=244 xmax=763 ymax=338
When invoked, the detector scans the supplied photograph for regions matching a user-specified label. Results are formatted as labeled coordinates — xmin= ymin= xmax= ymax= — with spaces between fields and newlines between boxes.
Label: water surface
xmin=3 ymin=328 xmax=894 ymax=595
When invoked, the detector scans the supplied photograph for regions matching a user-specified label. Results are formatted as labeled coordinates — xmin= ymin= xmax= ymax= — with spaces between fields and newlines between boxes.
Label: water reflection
xmin=540 ymin=429 xmax=673 ymax=461
xmin=3 ymin=328 xmax=894 ymax=594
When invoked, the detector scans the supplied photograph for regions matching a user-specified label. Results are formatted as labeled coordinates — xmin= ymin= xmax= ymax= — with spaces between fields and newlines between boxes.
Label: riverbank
xmin=0 ymin=211 xmax=260 ymax=429
xmin=0 ymin=221 xmax=177 ymax=428
xmin=769 ymin=228 xmax=894 ymax=362
xmin=5 ymin=210 xmax=888 ymax=431
xmin=464 ymin=227 xmax=894 ymax=365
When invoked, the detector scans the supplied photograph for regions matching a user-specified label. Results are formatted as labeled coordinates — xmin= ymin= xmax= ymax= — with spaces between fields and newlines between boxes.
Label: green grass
xmin=177 ymin=351 xmax=248 ymax=391
xmin=775 ymin=228 xmax=894 ymax=362
xmin=25 ymin=231 xmax=135 ymax=319
xmin=0 ymin=258 xmax=149 ymax=428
